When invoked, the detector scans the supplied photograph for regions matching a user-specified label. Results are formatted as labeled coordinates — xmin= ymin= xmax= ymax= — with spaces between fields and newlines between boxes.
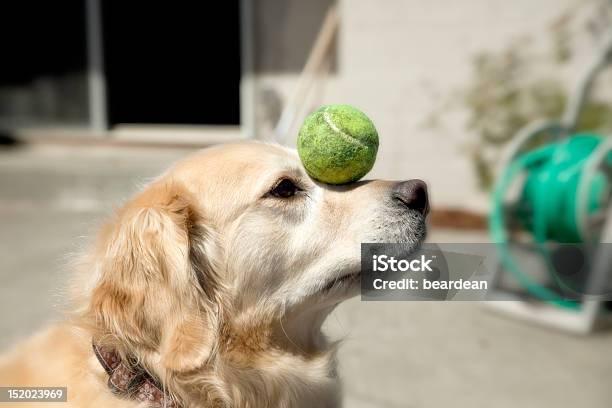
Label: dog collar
xmin=92 ymin=341 xmax=180 ymax=408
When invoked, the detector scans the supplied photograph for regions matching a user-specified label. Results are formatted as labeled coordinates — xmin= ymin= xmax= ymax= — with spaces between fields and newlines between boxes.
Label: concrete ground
xmin=0 ymin=144 xmax=610 ymax=408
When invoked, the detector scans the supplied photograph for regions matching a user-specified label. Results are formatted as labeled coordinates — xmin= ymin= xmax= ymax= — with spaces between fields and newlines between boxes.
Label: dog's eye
xmin=269 ymin=178 xmax=301 ymax=198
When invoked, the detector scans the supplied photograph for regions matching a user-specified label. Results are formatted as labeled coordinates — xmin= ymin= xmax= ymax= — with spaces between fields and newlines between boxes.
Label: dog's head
xmin=80 ymin=141 xmax=427 ymax=378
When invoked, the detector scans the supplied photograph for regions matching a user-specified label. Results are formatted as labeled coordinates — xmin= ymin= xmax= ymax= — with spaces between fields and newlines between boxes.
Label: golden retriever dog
xmin=0 ymin=141 xmax=428 ymax=407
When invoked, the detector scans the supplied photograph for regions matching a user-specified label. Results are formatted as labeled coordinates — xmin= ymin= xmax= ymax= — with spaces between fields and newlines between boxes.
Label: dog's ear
xmin=89 ymin=182 xmax=222 ymax=372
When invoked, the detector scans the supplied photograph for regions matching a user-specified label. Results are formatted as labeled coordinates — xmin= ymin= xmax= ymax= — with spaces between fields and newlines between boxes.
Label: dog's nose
xmin=392 ymin=179 xmax=429 ymax=216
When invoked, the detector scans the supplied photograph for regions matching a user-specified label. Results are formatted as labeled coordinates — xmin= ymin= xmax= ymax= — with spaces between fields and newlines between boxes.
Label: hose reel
xmin=489 ymin=32 xmax=612 ymax=315
xmin=490 ymin=133 xmax=612 ymax=309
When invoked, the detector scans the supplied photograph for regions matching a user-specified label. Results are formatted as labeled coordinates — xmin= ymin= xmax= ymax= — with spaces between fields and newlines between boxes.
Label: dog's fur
xmin=0 ymin=142 xmax=426 ymax=407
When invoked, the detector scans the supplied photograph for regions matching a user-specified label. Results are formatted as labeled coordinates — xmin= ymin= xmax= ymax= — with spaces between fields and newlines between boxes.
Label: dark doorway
xmin=102 ymin=2 xmax=241 ymax=126
xmin=0 ymin=1 xmax=89 ymax=128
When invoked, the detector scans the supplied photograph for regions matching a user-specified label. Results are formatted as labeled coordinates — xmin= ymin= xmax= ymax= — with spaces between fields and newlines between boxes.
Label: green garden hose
xmin=490 ymin=134 xmax=611 ymax=310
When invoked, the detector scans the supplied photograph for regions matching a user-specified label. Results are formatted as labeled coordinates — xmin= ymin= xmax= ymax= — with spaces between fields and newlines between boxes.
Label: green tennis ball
xmin=297 ymin=104 xmax=379 ymax=184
